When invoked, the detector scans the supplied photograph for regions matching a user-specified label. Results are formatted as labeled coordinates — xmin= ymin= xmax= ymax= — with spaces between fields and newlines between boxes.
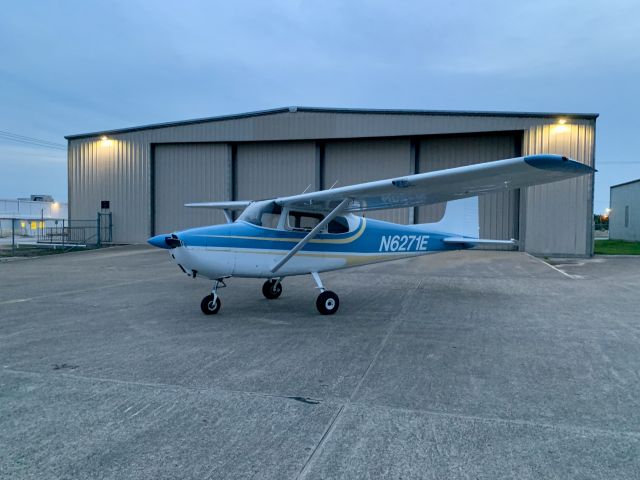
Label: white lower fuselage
xmin=160 ymin=217 xmax=460 ymax=280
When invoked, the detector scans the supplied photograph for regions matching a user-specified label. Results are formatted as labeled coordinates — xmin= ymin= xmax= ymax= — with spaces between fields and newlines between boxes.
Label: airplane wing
xmin=275 ymin=154 xmax=594 ymax=213
xmin=185 ymin=201 xmax=252 ymax=209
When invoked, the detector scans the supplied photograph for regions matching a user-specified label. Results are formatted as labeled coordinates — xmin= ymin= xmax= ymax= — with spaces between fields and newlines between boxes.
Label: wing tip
xmin=524 ymin=154 xmax=595 ymax=174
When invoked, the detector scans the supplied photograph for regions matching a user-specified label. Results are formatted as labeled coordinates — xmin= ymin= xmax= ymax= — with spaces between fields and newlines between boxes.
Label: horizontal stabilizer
xmin=443 ymin=237 xmax=518 ymax=245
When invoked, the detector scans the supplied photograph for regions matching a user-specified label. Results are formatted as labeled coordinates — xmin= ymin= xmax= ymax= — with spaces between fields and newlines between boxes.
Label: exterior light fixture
xmin=552 ymin=118 xmax=569 ymax=134
xmin=100 ymin=135 xmax=113 ymax=147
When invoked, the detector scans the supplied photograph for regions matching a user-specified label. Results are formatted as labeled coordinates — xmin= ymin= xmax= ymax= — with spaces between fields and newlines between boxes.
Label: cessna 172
xmin=148 ymin=154 xmax=593 ymax=315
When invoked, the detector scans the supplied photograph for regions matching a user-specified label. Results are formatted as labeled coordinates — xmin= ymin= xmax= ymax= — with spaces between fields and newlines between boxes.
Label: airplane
xmin=148 ymin=154 xmax=594 ymax=315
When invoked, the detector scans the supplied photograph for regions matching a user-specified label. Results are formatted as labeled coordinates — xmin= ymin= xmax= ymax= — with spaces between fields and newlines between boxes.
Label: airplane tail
xmin=418 ymin=196 xmax=480 ymax=238
xmin=418 ymin=196 xmax=517 ymax=247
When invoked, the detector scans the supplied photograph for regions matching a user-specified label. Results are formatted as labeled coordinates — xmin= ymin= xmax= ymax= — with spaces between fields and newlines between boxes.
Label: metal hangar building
xmin=65 ymin=107 xmax=597 ymax=256
xmin=609 ymin=179 xmax=640 ymax=242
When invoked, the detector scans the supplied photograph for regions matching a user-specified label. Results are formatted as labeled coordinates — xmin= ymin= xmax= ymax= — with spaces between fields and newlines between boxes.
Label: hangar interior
xmin=66 ymin=107 xmax=597 ymax=256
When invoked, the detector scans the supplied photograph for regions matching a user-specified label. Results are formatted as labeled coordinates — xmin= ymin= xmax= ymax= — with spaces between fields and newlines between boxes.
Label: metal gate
xmin=36 ymin=213 xmax=112 ymax=246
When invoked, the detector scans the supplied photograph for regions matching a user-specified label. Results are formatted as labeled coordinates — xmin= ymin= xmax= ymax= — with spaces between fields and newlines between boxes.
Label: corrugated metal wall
xmin=324 ymin=139 xmax=411 ymax=224
xmin=154 ymin=144 xmax=230 ymax=233
xmin=68 ymin=134 xmax=152 ymax=243
xmin=236 ymin=142 xmax=316 ymax=200
xmin=67 ymin=111 xmax=596 ymax=254
xmin=416 ymin=134 xmax=519 ymax=249
xmin=522 ymin=123 xmax=595 ymax=256
xmin=609 ymin=182 xmax=640 ymax=241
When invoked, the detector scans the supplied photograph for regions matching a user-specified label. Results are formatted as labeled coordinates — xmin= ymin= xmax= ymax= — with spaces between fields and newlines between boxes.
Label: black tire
xmin=262 ymin=279 xmax=283 ymax=299
xmin=200 ymin=294 xmax=221 ymax=315
xmin=316 ymin=291 xmax=339 ymax=315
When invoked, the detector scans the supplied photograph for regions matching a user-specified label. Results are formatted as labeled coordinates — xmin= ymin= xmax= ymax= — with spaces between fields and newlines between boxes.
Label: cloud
xmin=0 ymin=0 xmax=639 ymax=208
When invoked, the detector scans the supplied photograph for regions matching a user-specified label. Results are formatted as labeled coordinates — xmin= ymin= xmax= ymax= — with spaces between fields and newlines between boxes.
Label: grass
xmin=595 ymin=239 xmax=640 ymax=255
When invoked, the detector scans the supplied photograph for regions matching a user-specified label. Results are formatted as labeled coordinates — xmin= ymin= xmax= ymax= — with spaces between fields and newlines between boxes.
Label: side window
xmin=261 ymin=211 xmax=281 ymax=229
xmin=288 ymin=211 xmax=324 ymax=232
xmin=328 ymin=216 xmax=349 ymax=234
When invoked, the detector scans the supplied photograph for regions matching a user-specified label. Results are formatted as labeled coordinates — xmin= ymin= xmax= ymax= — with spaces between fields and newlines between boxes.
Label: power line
xmin=0 ymin=129 xmax=66 ymax=147
xmin=0 ymin=130 xmax=66 ymax=151
xmin=0 ymin=148 xmax=65 ymax=159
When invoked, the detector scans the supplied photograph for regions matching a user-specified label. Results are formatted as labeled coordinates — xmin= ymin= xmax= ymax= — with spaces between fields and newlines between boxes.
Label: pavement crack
xmin=348 ymin=284 xmax=417 ymax=402
xmin=286 ymin=396 xmax=321 ymax=405
xmin=296 ymin=404 xmax=346 ymax=479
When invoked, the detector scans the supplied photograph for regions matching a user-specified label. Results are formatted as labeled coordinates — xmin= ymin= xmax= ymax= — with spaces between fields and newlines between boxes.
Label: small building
xmin=65 ymin=107 xmax=597 ymax=256
xmin=0 ymin=197 xmax=68 ymax=237
xmin=610 ymin=179 xmax=640 ymax=241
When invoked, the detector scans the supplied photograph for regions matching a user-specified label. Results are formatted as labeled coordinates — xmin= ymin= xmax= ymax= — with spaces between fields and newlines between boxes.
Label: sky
xmin=1 ymin=0 xmax=639 ymax=214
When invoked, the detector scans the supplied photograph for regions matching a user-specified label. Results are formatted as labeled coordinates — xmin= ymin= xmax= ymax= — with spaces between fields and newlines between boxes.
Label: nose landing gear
xmin=200 ymin=278 xmax=226 ymax=315
xmin=262 ymin=278 xmax=283 ymax=299
xmin=200 ymin=294 xmax=221 ymax=315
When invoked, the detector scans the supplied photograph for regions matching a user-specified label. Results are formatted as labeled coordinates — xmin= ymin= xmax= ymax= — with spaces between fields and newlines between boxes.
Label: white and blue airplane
xmin=148 ymin=154 xmax=593 ymax=315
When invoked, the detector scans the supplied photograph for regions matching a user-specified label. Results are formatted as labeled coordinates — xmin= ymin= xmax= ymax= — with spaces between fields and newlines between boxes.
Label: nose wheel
xmin=262 ymin=279 xmax=283 ymax=299
xmin=312 ymin=272 xmax=339 ymax=315
xmin=201 ymin=294 xmax=221 ymax=315
xmin=200 ymin=278 xmax=226 ymax=315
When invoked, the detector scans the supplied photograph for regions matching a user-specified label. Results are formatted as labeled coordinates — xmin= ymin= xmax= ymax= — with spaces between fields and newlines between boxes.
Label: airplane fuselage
xmin=157 ymin=216 xmax=466 ymax=280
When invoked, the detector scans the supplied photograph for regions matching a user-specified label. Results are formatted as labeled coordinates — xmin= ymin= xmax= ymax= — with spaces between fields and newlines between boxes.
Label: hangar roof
xmin=65 ymin=106 xmax=599 ymax=140
xmin=611 ymin=178 xmax=640 ymax=189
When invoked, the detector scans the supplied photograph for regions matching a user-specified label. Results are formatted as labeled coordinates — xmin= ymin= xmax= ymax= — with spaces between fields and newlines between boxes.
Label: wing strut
xmin=271 ymin=198 xmax=350 ymax=274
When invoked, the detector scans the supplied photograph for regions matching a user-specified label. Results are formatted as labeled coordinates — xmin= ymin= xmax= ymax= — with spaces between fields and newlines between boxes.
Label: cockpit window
xmin=287 ymin=211 xmax=324 ymax=232
xmin=237 ymin=201 xmax=282 ymax=227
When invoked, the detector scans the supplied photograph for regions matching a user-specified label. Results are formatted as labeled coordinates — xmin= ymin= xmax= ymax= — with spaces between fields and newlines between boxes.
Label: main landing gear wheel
xmin=262 ymin=279 xmax=283 ymax=299
xmin=201 ymin=294 xmax=221 ymax=315
xmin=316 ymin=291 xmax=339 ymax=315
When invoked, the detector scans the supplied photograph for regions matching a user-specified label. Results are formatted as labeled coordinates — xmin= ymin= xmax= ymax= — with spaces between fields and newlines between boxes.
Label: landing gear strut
xmin=201 ymin=279 xmax=226 ymax=315
xmin=312 ymin=272 xmax=339 ymax=315
xmin=262 ymin=278 xmax=283 ymax=299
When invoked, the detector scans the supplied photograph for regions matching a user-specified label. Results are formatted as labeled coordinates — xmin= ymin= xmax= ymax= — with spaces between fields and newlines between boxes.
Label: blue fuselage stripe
xmin=174 ymin=218 xmax=465 ymax=254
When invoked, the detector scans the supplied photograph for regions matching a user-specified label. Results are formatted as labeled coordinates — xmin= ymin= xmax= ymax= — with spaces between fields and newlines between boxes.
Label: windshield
xmin=237 ymin=200 xmax=282 ymax=227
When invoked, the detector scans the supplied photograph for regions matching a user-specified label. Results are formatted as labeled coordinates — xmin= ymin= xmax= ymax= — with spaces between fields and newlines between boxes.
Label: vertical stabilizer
xmin=419 ymin=196 xmax=479 ymax=238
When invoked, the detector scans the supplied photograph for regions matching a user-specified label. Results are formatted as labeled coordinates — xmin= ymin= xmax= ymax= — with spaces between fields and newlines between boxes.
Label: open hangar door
xmin=323 ymin=138 xmax=412 ymax=224
xmin=153 ymin=144 xmax=230 ymax=234
xmin=416 ymin=133 xmax=521 ymax=249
